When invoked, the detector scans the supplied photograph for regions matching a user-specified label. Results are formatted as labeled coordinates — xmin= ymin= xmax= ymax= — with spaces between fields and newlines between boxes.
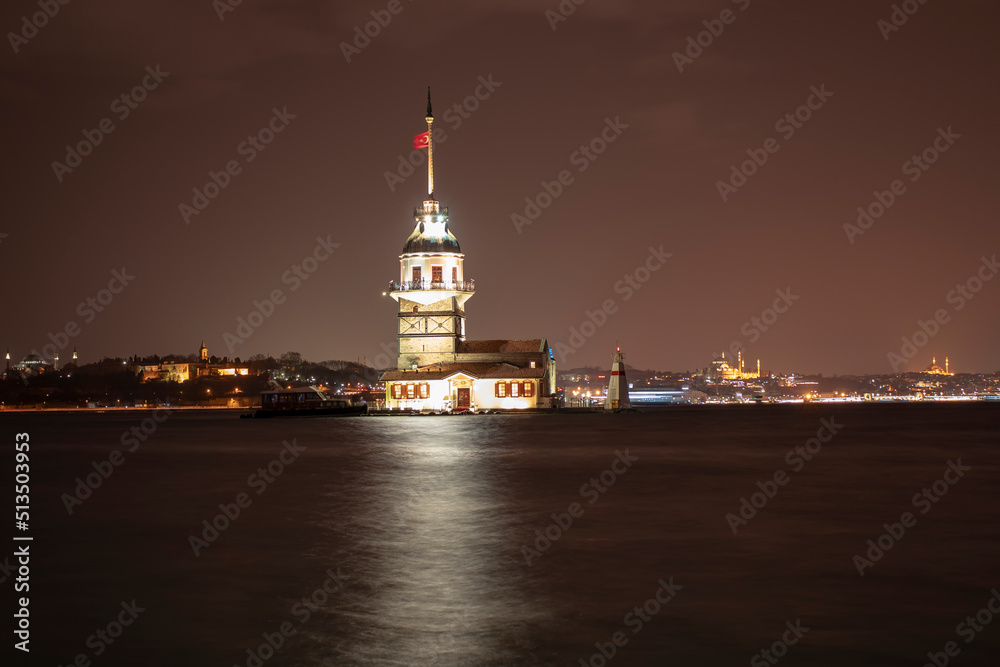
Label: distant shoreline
xmin=2 ymin=398 xmax=999 ymax=416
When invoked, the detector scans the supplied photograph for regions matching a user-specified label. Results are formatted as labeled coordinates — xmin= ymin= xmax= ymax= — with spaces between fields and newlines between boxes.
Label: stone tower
xmin=387 ymin=88 xmax=475 ymax=370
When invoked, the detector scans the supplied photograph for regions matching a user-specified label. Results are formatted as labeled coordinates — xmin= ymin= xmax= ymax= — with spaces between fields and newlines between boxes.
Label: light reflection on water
xmin=303 ymin=418 xmax=548 ymax=666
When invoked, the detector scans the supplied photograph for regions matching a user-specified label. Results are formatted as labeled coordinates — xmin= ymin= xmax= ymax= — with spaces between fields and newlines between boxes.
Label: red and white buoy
xmin=604 ymin=347 xmax=631 ymax=411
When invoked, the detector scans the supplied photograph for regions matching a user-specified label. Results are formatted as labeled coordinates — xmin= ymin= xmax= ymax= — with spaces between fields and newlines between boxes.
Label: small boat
xmin=246 ymin=384 xmax=366 ymax=418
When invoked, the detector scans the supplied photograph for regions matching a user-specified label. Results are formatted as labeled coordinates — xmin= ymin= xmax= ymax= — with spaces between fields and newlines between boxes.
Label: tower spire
xmin=425 ymin=86 xmax=434 ymax=199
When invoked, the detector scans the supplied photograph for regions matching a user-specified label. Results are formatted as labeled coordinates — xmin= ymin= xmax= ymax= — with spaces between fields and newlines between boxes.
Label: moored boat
xmin=245 ymin=385 xmax=366 ymax=418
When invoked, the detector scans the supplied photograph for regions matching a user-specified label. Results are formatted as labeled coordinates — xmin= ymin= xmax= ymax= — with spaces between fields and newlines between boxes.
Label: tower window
xmin=432 ymin=266 xmax=443 ymax=282
xmin=413 ymin=306 xmax=419 ymax=313
xmin=412 ymin=267 xmax=421 ymax=282
xmin=452 ymin=267 xmax=458 ymax=283
xmin=529 ymin=361 xmax=536 ymax=368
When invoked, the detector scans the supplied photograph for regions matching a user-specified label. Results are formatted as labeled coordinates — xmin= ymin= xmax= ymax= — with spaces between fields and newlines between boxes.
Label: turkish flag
xmin=413 ymin=131 xmax=430 ymax=149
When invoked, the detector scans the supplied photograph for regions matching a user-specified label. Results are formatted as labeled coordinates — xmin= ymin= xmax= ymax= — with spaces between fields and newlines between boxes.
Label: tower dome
xmin=402 ymin=207 xmax=461 ymax=254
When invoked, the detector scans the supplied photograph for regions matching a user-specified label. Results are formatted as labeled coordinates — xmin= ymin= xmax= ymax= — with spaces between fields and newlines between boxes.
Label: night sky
xmin=3 ymin=0 xmax=998 ymax=375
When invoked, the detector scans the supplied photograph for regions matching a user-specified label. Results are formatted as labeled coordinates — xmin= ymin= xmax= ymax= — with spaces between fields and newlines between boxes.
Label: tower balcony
xmin=389 ymin=279 xmax=474 ymax=293
xmin=388 ymin=279 xmax=475 ymax=306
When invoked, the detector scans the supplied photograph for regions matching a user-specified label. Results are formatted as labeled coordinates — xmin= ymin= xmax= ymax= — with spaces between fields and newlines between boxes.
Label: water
xmin=5 ymin=403 xmax=999 ymax=666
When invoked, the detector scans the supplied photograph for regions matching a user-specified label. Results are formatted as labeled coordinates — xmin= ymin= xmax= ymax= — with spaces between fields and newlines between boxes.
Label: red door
xmin=457 ymin=388 xmax=471 ymax=409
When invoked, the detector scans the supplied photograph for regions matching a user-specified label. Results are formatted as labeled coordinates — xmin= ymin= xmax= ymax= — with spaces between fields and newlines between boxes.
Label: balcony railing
xmin=389 ymin=279 xmax=475 ymax=292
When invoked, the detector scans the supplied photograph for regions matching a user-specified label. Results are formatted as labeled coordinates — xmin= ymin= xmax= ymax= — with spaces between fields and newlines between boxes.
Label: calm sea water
xmin=4 ymin=404 xmax=999 ymax=666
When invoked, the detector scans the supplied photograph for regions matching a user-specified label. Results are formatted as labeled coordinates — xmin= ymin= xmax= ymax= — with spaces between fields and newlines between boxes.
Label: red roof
xmin=457 ymin=339 xmax=544 ymax=354
xmin=381 ymin=361 xmax=545 ymax=381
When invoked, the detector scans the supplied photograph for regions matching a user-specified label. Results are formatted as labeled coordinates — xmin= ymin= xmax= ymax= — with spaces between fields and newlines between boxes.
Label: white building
xmin=379 ymin=91 xmax=556 ymax=411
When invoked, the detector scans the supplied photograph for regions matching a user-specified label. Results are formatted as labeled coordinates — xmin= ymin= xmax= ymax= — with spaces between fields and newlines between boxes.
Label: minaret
xmin=604 ymin=347 xmax=631 ymax=411
xmin=5 ymin=347 xmax=9 ymax=371
xmin=54 ymin=352 xmax=59 ymax=371
xmin=945 ymin=357 xmax=949 ymax=374
xmin=757 ymin=359 xmax=761 ymax=378
xmin=73 ymin=347 xmax=78 ymax=363
xmin=387 ymin=88 xmax=475 ymax=370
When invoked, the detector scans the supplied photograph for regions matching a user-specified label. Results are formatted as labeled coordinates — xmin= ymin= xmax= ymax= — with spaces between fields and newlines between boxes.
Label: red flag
xmin=413 ymin=131 xmax=430 ymax=149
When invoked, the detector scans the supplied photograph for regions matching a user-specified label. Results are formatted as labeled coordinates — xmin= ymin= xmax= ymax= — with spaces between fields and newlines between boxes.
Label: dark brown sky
xmin=3 ymin=0 xmax=998 ymax=374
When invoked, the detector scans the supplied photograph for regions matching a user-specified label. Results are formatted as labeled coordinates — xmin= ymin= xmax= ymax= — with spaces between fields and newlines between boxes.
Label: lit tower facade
xmin=387 ymin=89 xmax=474 ymax=370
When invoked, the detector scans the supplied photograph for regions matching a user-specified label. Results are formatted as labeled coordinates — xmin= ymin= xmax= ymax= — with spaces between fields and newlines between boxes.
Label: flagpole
xmin=425 ymin=86 xmax=434 ymax=199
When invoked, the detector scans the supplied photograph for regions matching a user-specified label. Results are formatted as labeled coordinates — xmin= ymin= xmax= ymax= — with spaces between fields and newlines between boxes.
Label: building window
xmin=523 ymin=381 xmax=535 ymax=397
xmin=529 ymin=361 xmax=536 ymax=368
xmin=419 ymin=382 xmax=430 ymax=398
xmin=495 ymin=382 xmax=506 ymax=398
xmin=413 ymin=306 xmax=419 ymax=313
xmin=510 ymin=382 xmax=519 ymax=397
xmin=412 ymin=266 xmax=421 ymax=282
xmin=452 ymin=267 xmax=458 ymax=283
xmin=391 ymin=384 xmax=403 ymax=399
xmin=432 ymin=266 xmax=443 ymax=282
xmin=406 ymin=383 xmax=416 ymax=399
